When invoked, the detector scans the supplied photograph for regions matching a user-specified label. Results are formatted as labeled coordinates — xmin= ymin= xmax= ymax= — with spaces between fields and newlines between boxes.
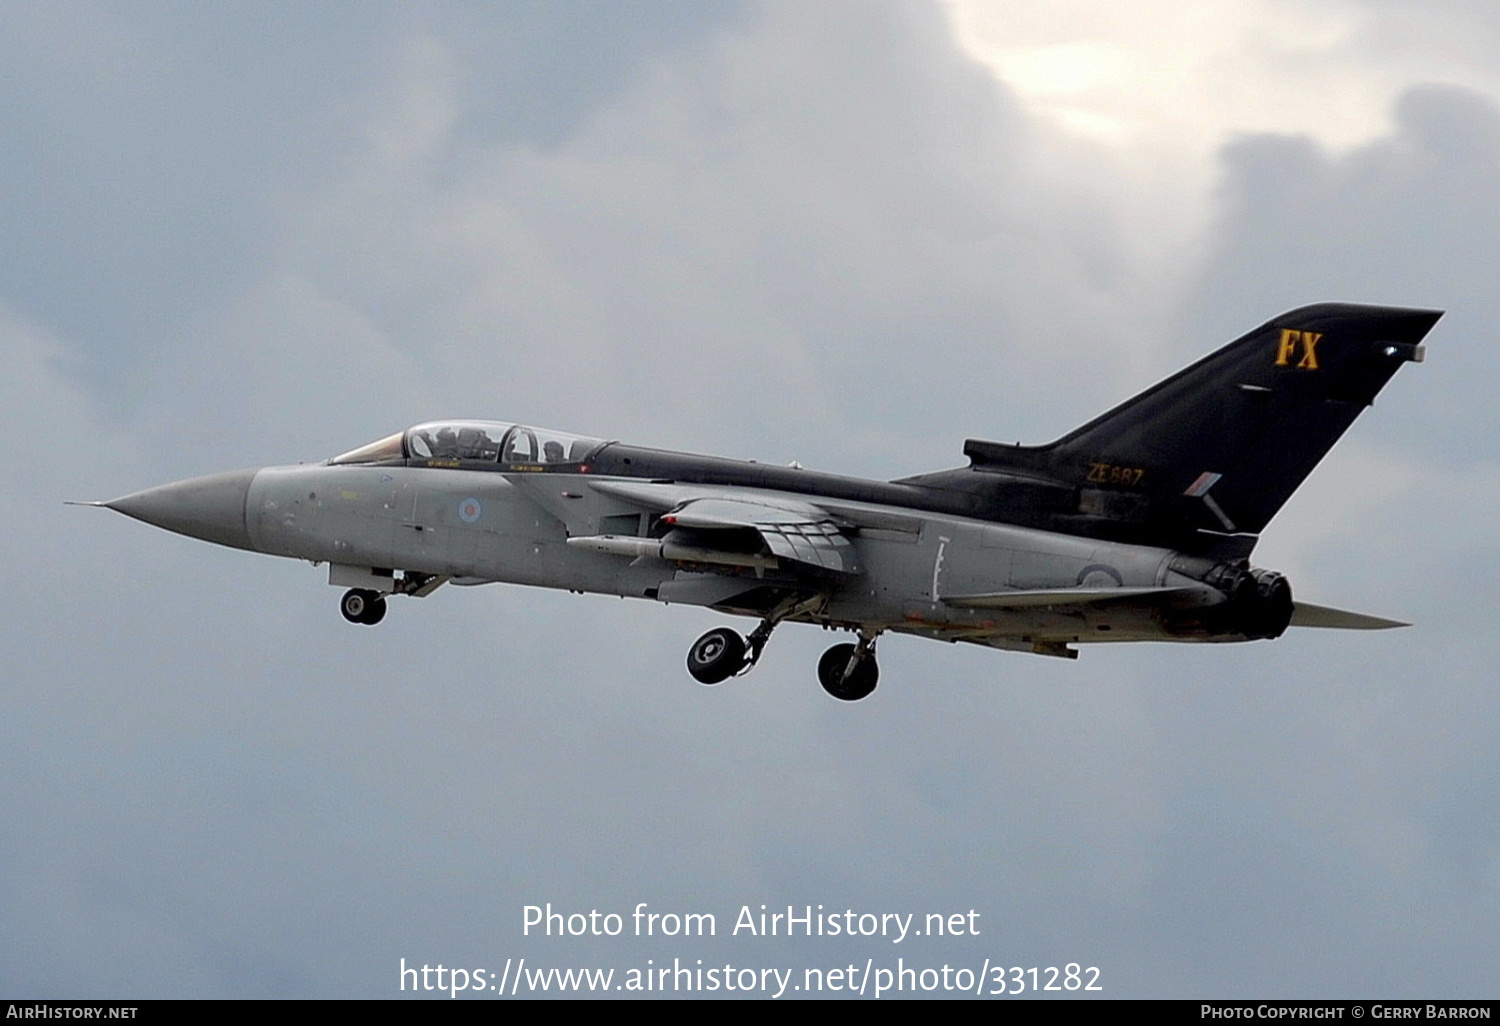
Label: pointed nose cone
xmin=107 ymin=468 xmax=259 ymax=552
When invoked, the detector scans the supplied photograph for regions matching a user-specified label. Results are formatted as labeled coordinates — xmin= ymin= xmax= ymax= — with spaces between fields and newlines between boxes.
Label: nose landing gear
xmin=339 ymin=588 xmax=387 ymax=625
xmin=334 ymin=571 xmax=444 ymax=626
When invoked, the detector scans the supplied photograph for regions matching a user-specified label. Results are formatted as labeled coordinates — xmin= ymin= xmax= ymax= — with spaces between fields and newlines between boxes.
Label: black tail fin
xmin=964 ymin=303 xmax=1440 ymax=554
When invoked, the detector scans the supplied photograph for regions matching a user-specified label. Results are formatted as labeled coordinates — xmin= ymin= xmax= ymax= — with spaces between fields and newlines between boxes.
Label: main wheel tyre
xmin=817 ymin=643 xmax=879 ymax=701
xmin=687 ymin=627 xmax=747 ymax=685
xmin=340 ymin=589 xmax=385 ymax=625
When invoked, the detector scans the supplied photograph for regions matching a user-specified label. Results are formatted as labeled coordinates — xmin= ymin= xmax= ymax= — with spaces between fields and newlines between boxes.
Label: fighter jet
xmin=82 ymin=303 xmax=1438 ymax=700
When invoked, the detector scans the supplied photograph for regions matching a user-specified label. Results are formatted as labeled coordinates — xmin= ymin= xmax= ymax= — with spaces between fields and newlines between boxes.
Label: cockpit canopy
xmin=330 ymin=421 xmax=606 ymax=467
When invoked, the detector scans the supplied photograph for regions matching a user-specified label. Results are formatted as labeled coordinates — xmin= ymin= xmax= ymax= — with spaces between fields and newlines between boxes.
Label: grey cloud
xmin=1184 ymin=84 xmax=1500 ymax=460
xmin=165 ymin=1 xmax=1169 ymax=485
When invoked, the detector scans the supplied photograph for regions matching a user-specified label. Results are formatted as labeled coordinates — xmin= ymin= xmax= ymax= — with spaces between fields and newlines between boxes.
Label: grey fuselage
xmin=100 ymin=303 xmax=1440 ymax=664
xmin=239 ymin=443 xmax=1218 ymax=652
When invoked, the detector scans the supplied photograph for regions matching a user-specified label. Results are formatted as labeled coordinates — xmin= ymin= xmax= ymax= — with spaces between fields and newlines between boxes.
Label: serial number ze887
xmin=1086 ymin=462 xmax=1145 ymax=486
xmin=991 ymin=964 xmax=1102 ymax=993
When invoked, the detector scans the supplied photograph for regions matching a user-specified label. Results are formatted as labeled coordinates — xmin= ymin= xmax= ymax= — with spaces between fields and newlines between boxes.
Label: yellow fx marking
xmin=1275 ymin=329 xmax=1321 ymax=370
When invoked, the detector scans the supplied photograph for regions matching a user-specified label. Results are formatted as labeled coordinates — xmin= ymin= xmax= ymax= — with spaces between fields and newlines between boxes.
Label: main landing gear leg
xmin=743 ymin=619 xmax=776 ymax=670
xmin=817 ymin=630 xmax=880 ymax=701
xmin=685 ymin=618 xmax=780 ymax=685
xmin=684 ymin=595 xmax=827 ymax=687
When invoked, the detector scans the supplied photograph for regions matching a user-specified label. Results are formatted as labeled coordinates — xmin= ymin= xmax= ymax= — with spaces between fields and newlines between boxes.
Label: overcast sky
xmin=3 ymin=0 xmax=1498 ymax=999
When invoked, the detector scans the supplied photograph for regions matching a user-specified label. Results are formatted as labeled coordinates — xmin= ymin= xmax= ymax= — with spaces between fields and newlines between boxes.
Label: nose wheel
xmin=340 ymin=588 xmax=387 ymax=625
xmin=817 ymin=638 xmax=879 ymax=701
